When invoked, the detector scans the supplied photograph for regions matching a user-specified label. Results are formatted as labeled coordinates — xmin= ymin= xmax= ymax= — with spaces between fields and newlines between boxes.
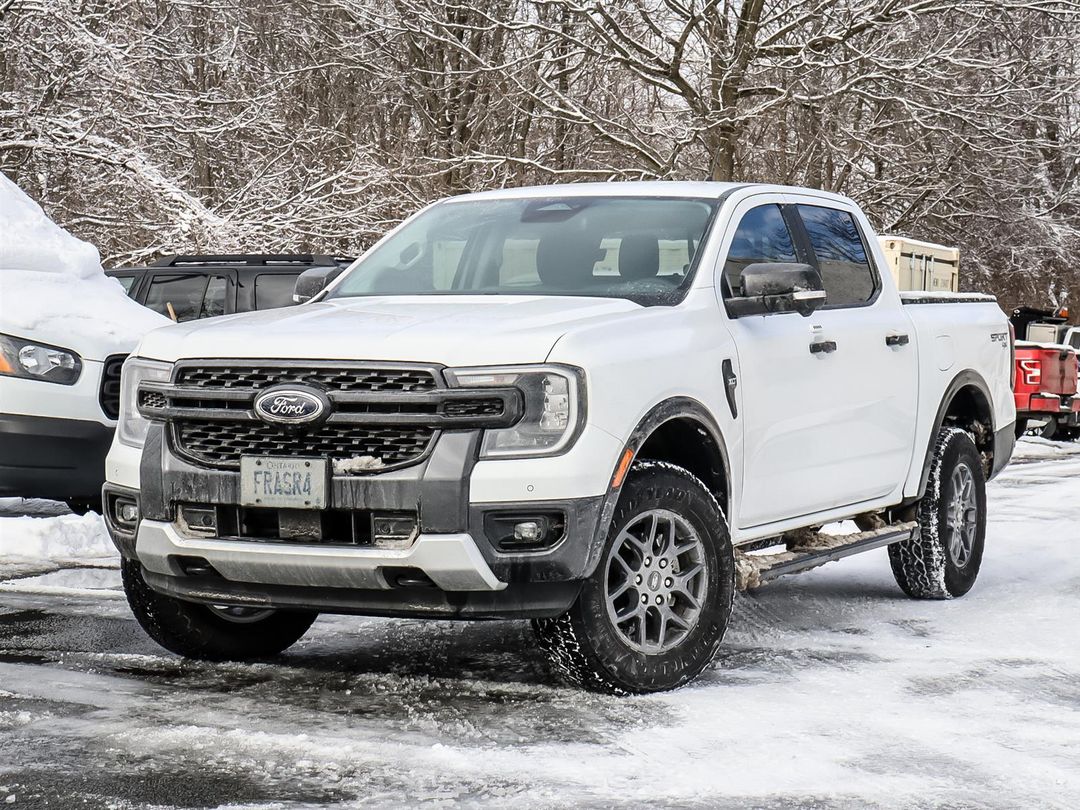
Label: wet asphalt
xmin=1 ymin=442 xmax=1079 ymax=809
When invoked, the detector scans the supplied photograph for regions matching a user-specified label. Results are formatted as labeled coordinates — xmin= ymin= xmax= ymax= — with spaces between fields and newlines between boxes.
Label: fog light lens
xmin=484 ymin=512 xmax=566 ymax=552
xmin=513 ymin=521 xmax=541 ymax=542
xmin=114 ymin=498 xmax=140 ymax=527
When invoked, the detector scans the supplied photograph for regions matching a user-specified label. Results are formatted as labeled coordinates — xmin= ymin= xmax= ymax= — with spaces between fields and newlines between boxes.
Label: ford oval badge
xmin=253 ymin=386 xmax=328 ymax=426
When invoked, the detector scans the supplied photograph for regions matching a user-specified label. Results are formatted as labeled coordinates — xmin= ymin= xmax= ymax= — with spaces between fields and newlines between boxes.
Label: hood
xmin=136 ymin=295 xmax=642 ymax=366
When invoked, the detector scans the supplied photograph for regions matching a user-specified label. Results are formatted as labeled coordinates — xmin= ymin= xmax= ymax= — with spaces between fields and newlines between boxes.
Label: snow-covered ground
xmin=0 ymin=438 xmax=1078 ymax=808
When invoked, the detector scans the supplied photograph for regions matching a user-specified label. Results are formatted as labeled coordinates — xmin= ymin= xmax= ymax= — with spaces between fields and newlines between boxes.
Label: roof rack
xmin=151 ymin=254 xmax=344 ymax=268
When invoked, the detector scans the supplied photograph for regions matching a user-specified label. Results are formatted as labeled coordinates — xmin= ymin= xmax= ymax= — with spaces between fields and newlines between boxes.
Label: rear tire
xmin=533 ymin=462 xmax=735 ymax=694
xmin=121 ymin=558 xmax=317 ymax=661
xmin=889 ymin=427 xmax=986 ymax=599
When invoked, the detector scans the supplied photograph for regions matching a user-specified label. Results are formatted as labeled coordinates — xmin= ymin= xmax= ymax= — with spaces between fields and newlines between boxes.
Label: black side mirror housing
xmin=293 ymin=266 xmax=345 ymax=304
xmin=727 ymin=262 xmax=827 ymax=318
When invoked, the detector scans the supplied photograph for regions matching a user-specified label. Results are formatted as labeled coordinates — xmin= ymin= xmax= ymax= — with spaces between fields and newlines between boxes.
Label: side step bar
xmin=735 ymin=521 xmax=918 ymax=590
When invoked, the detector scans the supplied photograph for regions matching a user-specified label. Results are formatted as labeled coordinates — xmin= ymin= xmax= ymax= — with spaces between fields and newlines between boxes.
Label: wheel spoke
xmin=618 ymin=527 xmax=649 ymax=554
xmin=609 ymin=578 xmax=634 ymax=601
xmin=662 ymin=604 xmax=690 ymax=630
xmin=615 ymin=601 xmax=644 ymax=623
xmin=611 ymin=552 xmax=636 ymax=576
xmin=672 ymin=582 xmax=702 ymax=610
xmin=675 ymin=562 xmax=704 ymax=585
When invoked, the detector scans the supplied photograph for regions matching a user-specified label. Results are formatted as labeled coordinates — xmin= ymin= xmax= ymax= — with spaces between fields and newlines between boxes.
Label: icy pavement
xmin=0 ymin=440 xmax=1078 ymax=809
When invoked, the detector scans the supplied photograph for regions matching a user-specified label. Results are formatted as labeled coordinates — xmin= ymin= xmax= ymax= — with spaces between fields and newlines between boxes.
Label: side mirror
xmin=727 ymin=262 xmax=826 ymax=318
xmin=293 ymin=266 xmax=344 ymax=304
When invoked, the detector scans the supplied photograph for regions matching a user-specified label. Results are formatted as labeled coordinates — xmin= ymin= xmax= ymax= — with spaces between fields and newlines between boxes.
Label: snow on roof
xmin=0 ymin=172 xmax=169 ymax=358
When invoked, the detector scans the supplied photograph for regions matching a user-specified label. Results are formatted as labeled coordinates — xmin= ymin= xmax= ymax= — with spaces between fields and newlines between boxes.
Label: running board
xmin=735 ymin=521 xmax=918 ymax=590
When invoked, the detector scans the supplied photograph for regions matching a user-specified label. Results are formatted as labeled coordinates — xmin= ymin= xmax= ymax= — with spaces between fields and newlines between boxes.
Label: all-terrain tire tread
xmin=533 ymin=460 xmax=734 ymax=695
xmin=888 ymin=427 xmax=981 ymax=600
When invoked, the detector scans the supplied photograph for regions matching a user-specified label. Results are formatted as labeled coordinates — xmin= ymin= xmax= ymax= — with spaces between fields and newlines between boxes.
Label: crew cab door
xmin=720 ymin=195 xmax=918 ymax=529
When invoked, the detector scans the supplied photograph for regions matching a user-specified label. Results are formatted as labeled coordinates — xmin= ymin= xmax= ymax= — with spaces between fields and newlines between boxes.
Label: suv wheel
xmin=121 ymin=558 xmax=317 ymax=660
xmin=533 ymin=461 xmax=735 ymax=694
xmin=889 ymin=427 xmax=986 ymax=599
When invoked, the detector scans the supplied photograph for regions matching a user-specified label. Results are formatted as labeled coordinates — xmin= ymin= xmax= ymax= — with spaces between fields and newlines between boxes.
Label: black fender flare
xmin=913 ymin=369 xmax=996 ymax=500
xmin=583 ymin=397 xmax=732 ymax=577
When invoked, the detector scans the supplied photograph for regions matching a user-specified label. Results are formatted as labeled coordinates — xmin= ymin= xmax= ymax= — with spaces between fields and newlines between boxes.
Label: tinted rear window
xmin=254 ymin=274 xmax=301 ymax=310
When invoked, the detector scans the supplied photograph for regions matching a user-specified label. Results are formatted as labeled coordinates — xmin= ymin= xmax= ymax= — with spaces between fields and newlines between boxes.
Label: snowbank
xmin=0 ymin=511 xmax=116 ymax=563
xmin=0 ymin=172 xmax=169 ymax=355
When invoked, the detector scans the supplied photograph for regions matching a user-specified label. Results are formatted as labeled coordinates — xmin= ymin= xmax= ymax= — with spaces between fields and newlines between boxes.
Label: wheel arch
xmin=585 ymin=398 xmax=732 ymax=577
xmin=914 ymin=370 xmax=996 ymax=500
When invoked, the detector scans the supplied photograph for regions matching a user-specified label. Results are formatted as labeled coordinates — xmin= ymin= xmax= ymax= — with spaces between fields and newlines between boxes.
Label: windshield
xmin=328 ymin=196 xmax=718 ymax=306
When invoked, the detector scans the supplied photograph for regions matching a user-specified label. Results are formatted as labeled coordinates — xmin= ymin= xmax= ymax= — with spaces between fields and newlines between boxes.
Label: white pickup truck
xmin=103 ymin=182 xmax=1016 ymax=693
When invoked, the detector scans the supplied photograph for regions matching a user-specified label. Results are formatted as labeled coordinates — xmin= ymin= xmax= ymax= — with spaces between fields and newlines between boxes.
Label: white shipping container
xmin=878 ymin=236 xmax=960 ymax=293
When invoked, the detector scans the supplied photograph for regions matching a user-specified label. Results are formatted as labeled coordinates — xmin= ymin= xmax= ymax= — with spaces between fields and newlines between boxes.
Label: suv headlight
xmin=0 ymin=333 xmax=83 ymax=385
xmin=446 ymin=365 xmax=585 ymax=458
xmin=118 ymin=357 xmax=173 ymax=448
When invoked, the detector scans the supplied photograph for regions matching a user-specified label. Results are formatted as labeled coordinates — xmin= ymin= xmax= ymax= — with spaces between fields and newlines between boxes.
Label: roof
xmin=108 ymin=254 xmax=354 ymax=272
xmin=151 ymin=254 xmax=344 ymax=267
xmin=443 ymin=181 xmax=858 ymax=205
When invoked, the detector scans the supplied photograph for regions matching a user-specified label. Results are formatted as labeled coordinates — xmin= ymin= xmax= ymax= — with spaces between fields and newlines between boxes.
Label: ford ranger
xmin=103 ymin=182 xmax=1016 ymax=693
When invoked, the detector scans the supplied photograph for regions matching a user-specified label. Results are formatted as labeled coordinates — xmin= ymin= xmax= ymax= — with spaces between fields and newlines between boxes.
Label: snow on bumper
xmin=136 ymin=519 xmax=506 ymax=592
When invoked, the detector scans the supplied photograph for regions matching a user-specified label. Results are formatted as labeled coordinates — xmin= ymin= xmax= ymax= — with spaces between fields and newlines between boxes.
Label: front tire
xmin=889 ymin=427 xmax=986 ymax=599
xmin=533 ymin=462 xmax=735 ymax=694
xmin=121 ymin=558 xmax=317 ymax=661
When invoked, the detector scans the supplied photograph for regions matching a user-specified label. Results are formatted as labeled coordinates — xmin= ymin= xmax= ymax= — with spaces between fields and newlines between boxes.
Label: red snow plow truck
xmin=1011 ymin=306 xmax=1080 ymax=440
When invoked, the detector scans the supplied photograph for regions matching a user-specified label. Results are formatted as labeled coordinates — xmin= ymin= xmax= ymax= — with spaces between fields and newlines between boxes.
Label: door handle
xmin=809 ymin=340 xmax=837 ymax=355
xmin=885 ymin=333 xmax=910 ymax=347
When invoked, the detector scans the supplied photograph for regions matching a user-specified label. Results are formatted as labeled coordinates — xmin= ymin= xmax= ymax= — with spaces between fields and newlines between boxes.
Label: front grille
xmin=99 ymin=355 xmax=127 ymax=419
xmin=176 ymin=364 xmax=437 ymax=393
xmin=174 ymin=420 xmax=434 ymax=468
xmin=147 ymin=361 xmax=521 ymax=472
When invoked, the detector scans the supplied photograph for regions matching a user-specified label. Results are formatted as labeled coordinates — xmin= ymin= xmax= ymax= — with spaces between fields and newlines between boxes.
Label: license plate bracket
xmin=240 ymin=457 xmax=328 ymax=510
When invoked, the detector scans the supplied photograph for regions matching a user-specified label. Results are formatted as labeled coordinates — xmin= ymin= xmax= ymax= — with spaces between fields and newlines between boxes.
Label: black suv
xmin=107 ymin=254 xmax=353 ymax=322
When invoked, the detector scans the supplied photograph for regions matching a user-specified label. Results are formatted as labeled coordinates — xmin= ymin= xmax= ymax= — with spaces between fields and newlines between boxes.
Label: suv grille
xmin=100 ymin=355 xmax=127 ymax=419
xmin=175 ymin=365 xmax=437 ymax=393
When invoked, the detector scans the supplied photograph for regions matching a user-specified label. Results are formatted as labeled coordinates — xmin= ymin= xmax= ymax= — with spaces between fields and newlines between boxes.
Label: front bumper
xmin=137 ymin=518 xmax=504 ymax=590
xmin=104 ymin=424 xmax=610 ymax=618
xmin=0 ymin=413 xmax=114 ymax=500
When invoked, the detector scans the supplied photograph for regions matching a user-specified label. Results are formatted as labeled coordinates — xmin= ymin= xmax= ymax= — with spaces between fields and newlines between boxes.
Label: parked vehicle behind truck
xmin=103 ymin=182 xmax=1015 ymax=693
xmin=107 ymin=254 xmax=353 ymax=322
xmin=1010 ymin=307 xmax=1080 ymax=439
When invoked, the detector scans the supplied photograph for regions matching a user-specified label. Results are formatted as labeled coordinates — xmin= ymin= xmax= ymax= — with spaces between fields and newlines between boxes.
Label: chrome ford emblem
xmin=253 ymin=386 xmax=328 ymax=426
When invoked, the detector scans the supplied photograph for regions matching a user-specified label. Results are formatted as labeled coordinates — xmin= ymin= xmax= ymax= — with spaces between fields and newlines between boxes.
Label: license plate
xmin=240 ymin=457 xmax=328 ymax=509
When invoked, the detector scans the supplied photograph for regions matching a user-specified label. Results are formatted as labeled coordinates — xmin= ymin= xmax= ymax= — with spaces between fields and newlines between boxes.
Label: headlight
xmin=446 ymin=365 xmax=585 ymax=458
xmin=0 ymin=333 xmax=83 ymax=385
xmin=118 ymin=357 xmax=173 ymax=448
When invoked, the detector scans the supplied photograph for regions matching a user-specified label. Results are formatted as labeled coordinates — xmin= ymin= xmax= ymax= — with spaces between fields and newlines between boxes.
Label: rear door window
xmin=203 ymin=275 xmax=228 ymax=317
xmin=145 ymin=274 xmax=227 ymax=321
xmin=796 ymin=205 xmax=877 ymax=307
xmin=254 ymin=274 xmax=301 ymax=310
xmin=722 ymin=204 xmax=797 ymax=295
